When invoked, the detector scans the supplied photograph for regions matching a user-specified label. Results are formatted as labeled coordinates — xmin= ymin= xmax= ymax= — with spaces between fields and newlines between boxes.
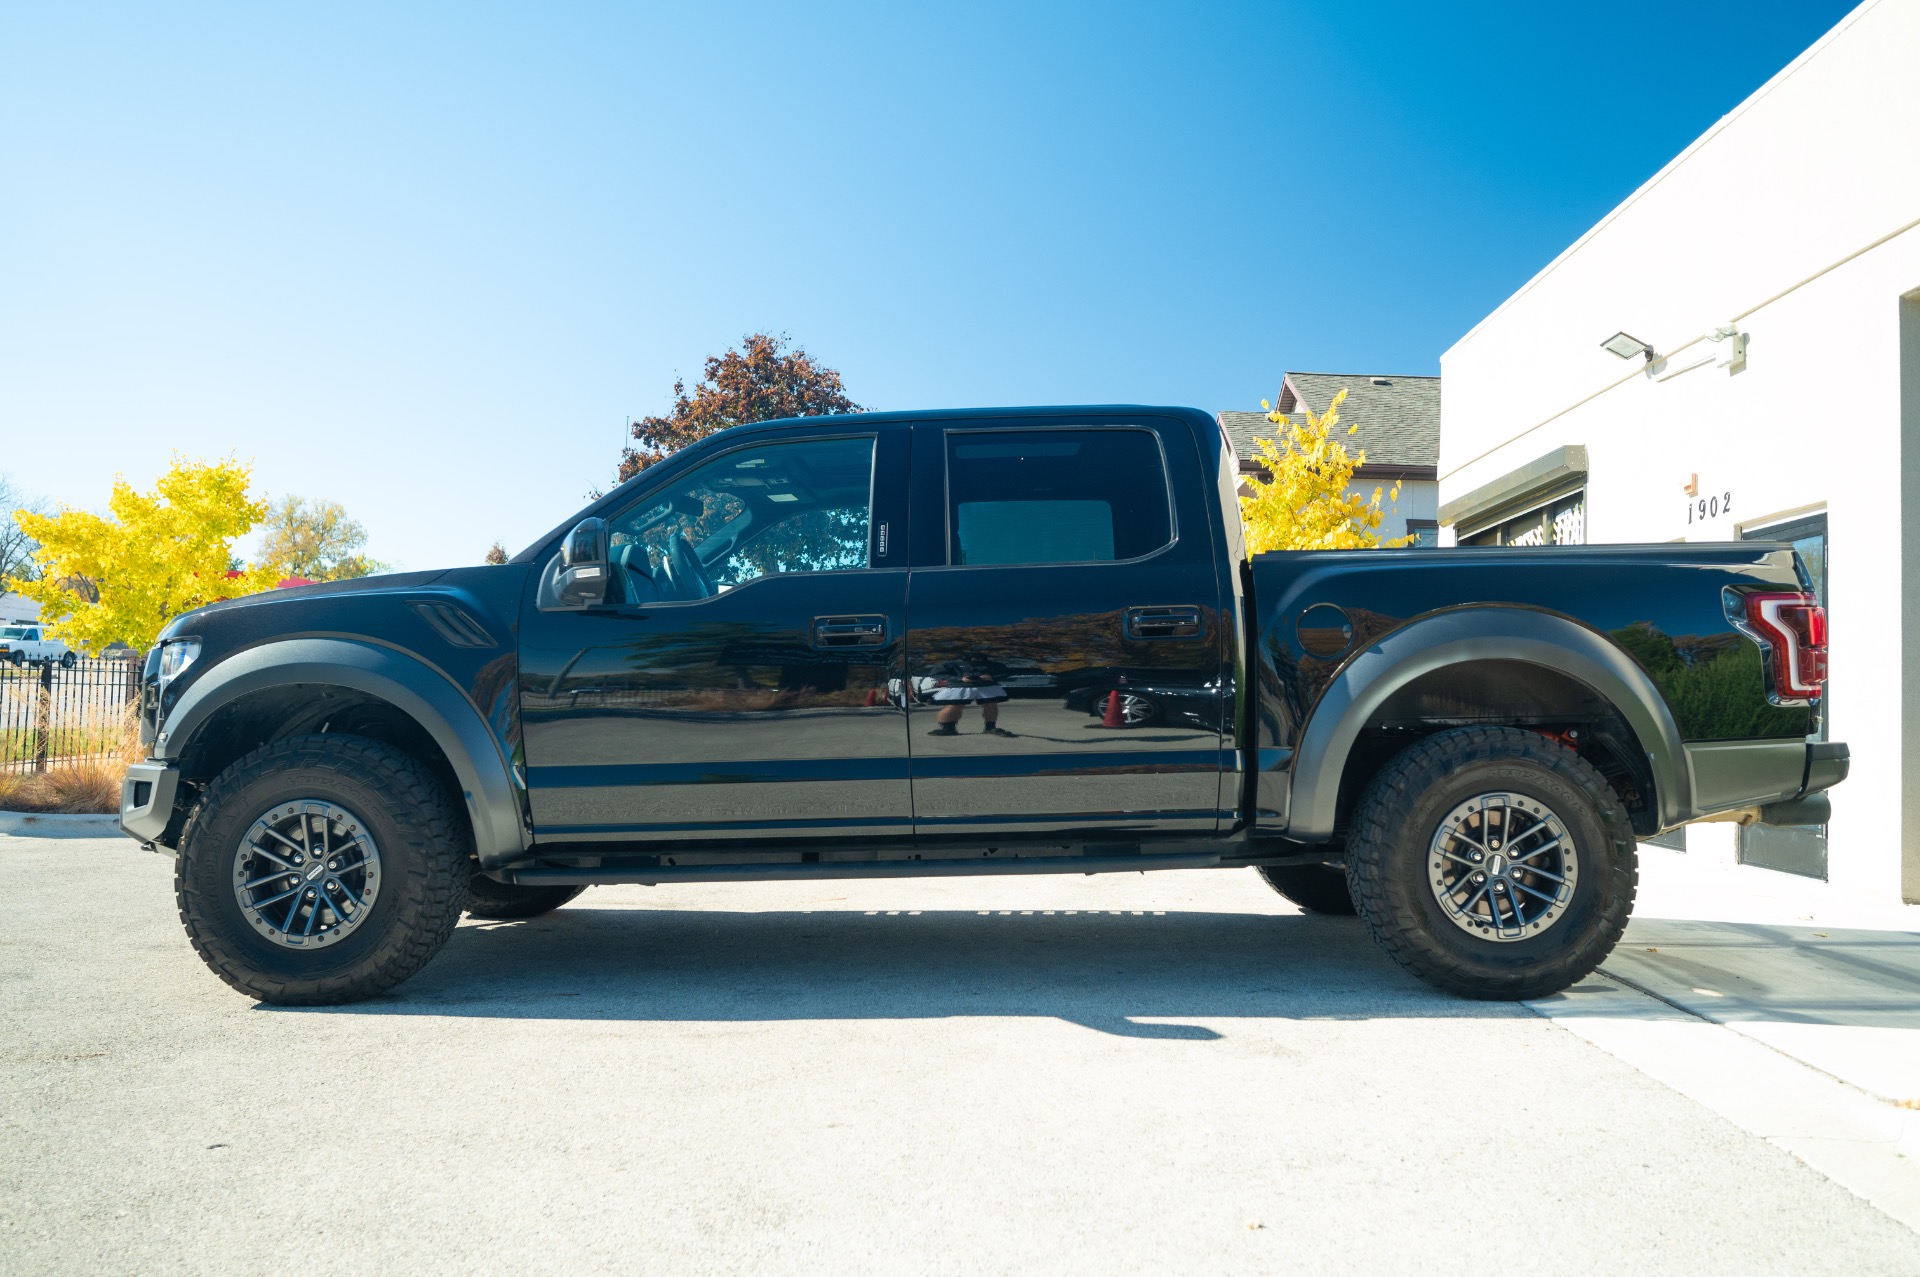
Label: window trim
xmin=1457 ymin=481 xmax=1586 ymax=546
xmin=935 ymin=424 xmax=1180 ymax=570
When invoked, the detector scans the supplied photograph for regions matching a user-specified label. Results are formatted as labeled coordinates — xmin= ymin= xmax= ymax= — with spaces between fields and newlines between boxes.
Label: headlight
xmin=157 ymin=639 xmax=202 ymax=683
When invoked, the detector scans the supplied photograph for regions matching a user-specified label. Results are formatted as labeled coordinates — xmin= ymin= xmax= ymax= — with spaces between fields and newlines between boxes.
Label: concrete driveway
xmin=2 ymin=834 xmax=1915 ymax=1275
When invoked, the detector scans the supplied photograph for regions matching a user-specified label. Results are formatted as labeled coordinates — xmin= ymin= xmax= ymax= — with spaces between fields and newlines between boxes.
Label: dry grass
xmin=0 ymin=701 xmax=140 ymax=814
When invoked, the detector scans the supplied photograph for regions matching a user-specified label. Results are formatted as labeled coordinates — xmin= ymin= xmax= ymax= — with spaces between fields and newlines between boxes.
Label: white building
xmin=1220 ymin=371 xmax=1440 ymax=546
xmin=1 ymin=592 xmax=40 ymax=627
xmin=1436 ymin=0 xmax=1919 ymax=902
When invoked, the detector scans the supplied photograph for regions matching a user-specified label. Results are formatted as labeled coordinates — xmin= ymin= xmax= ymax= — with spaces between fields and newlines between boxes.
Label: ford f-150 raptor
xmin=119 ymin=406 xmax=1845 ymax=1005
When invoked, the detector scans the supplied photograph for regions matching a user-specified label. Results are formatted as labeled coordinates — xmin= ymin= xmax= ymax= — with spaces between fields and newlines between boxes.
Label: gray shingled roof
xmin=1218 ymin=372 xmax=1439 ymax=470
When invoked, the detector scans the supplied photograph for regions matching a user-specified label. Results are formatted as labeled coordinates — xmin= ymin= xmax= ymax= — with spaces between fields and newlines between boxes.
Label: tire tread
xmin=1344 ymin=725 xmax=1638 ymax=1000
xmin=174 ymin=734 xmax=470 ymax=1005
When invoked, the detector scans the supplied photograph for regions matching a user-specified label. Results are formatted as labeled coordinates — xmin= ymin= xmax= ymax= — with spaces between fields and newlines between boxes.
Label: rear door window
xmin=945 ymin=429 xmax=1173 ymax=566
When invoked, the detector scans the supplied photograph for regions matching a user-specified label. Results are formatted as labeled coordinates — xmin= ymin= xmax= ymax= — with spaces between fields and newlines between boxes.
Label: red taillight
xmin=1743 ymin=591 xmax=1827 ymax=703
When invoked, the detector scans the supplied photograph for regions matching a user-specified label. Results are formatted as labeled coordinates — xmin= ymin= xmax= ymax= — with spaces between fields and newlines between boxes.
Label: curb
xmin=0 ymin=811 xmax=123 ymax=839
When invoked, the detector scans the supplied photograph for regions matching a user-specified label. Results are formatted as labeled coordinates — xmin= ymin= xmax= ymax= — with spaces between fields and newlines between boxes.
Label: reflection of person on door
xmin=924 ymin=658 xmax=1012 ymax=736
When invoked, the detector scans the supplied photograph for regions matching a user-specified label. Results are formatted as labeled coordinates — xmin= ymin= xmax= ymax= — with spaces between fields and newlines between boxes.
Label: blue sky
xmin=0 ymin=1 xmax=1857 ymax=570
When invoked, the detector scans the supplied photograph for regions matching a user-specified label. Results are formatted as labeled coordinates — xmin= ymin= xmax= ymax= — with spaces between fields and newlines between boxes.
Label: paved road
xmin=2 ymin=835 xmax=1914 ymax=1275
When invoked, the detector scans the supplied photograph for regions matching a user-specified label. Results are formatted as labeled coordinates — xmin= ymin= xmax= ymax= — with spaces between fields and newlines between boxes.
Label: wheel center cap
xmin=1485 ymin=853 xmax=1510 ymax=876
xmin=305 ymin=862 xmax=327 ymax=882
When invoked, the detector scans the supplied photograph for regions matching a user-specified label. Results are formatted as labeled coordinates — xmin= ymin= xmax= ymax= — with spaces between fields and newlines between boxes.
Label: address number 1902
xmin=1688 ymin=491 xmax=1732 ymax=524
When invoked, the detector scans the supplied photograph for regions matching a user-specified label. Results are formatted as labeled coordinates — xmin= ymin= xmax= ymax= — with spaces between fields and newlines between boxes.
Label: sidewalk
xmin=1532 ymin=845 xmax=1920 ymax=1232
xmin=1621 ymin=845 xmax=1920 ymax=1105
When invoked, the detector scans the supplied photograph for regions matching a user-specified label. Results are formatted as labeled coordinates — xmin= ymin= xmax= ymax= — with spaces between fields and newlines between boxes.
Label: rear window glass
xmin=946 ymin=429 xmax=1172 ymax=566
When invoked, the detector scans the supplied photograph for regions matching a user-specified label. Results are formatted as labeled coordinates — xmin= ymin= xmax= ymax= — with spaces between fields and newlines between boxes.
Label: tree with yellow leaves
xmin=1239 ymin=388 xmax=1411 ymax=553
xmin=7 ymin=456 xmax=269 ymax=654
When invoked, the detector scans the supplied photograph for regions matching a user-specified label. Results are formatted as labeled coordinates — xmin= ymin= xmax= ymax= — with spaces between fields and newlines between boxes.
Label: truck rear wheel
xmin=174 ymin=734 xmax=470 ymax=1005
xmin=465 ymin=873 xmax=585 ymax=920
xmin=1255 ymin=862 xmax=1357 ymax=915
xmin=1344 ymin=726 xmax=1636 ymax=1000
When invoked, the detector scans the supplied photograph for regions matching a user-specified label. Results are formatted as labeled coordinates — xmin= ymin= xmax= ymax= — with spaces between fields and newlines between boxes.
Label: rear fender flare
xmin=157 ymin=638 xmax=528 ymax=865
xmin=1285 ymin=608 xmax=1689 ymax=840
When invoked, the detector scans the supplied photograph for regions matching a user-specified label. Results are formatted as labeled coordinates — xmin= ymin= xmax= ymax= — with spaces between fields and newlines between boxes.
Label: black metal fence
xmin=0 ymin=654 xmax=140 ymax=773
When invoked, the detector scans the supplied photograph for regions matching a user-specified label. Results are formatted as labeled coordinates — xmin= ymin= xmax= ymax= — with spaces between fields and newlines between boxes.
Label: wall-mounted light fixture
xmin=1600 ymin=331 xmax=1655 ymax=362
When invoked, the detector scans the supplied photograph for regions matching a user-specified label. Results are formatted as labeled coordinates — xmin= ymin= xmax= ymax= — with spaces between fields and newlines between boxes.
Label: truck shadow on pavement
xmin=287 ymin=906 xmax=1537 ymax=1037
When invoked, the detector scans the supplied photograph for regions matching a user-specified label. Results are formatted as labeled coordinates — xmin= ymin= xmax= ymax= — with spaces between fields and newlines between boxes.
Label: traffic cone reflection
xmin=1102 ymin=690 xmax=1125 ymax=728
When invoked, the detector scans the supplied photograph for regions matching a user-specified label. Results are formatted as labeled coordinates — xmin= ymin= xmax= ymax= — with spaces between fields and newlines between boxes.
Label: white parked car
xmin=0 ymin=624 xmax=75 ymax=667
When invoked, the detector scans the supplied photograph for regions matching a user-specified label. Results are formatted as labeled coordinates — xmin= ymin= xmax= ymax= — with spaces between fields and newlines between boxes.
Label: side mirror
xmin=556 ymin=518 xmax=609 ymax=608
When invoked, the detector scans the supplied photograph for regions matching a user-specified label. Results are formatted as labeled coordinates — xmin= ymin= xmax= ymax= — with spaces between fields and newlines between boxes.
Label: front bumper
xmin=120 ymin=761 xmax=181 ymax=844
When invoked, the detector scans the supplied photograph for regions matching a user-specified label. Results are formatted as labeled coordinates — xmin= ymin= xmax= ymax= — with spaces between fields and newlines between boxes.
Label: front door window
xmin=604 ymin=436 xmax=876 ymax=603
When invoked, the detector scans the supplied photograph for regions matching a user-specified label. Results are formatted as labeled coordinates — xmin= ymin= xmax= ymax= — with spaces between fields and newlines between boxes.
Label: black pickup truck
xmin=121 ymin=406 xmax=1845 ymax=1005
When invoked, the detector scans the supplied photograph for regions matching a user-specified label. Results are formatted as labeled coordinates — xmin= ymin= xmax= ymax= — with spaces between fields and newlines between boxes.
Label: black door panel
xmin=520 ymin=571 xmax=909 ymax=839
xmin=905 ymin=420 xmax=1228 ymax=839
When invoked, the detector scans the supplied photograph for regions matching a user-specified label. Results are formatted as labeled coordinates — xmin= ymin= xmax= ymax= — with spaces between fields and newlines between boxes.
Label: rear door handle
xmin=812 ymin=615 xmax=889 ymax=648
xmin=1125 ymin=605 xmax=1204 ymax=640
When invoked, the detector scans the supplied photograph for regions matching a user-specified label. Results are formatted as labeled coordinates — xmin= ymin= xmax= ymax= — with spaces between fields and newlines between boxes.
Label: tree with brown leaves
xmin=615 ymin=333 xmax=860 ymax=485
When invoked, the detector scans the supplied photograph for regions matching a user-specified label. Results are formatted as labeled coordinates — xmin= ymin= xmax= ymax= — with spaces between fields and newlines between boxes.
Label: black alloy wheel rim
xmin=1426 ymin=792 xmax=1578 ymax=942
xmin=231 ymin=800 xmax=383 ymax=949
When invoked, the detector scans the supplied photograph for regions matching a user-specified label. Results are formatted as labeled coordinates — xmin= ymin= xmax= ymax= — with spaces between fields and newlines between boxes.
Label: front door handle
xmin=1125 ymin=605 xmax=1204 ymax=640
xmin=812 ymin=615 xmax=889 ymax=648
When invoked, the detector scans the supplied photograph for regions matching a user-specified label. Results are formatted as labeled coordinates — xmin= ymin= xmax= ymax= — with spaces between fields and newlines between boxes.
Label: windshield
xmin=0 ymin=627 xmax=26 ymax=639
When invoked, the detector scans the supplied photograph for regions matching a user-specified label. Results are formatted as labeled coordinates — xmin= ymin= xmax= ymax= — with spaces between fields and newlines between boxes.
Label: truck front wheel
xmin=174 ymin=734 xmax=471 ymax=1005
xmin=465 ymin=873 xmax=585 ymax=920
xmin=1344 ymin=726 xmax=1637 ymax=1000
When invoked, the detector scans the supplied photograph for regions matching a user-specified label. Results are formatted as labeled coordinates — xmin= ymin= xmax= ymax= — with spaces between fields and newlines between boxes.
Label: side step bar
xmin=498 ymin=851 xmax=1225 ymax=887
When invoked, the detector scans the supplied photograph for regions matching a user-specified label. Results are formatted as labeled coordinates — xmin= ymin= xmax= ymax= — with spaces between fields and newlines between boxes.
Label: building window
xmin=1459 ymin=487 xmax=1586 ymax=547
xmin=1405 ymin=518 xmax=1438 ymax=548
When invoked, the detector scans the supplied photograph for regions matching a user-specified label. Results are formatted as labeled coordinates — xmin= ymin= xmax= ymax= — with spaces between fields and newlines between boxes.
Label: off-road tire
xmin=465 ymin=873 xmax=585 ymax=920
xmin=1345 ymin=726 xmax=1637 ymax=1000
xmin=175 ymin=734 xmax=470 ymax=1005
xmin=1255 ymin=861 xmax=1357 ymax=915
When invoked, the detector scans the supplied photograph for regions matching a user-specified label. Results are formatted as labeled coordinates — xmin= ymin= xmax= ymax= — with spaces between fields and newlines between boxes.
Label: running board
xmin=498 ymin=851 xmax=1224 ymax=887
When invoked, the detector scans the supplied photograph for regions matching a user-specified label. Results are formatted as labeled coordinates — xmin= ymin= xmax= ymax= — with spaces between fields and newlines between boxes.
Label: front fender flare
xmin=158 ymin=638 xmax=528 ymax=865
xmin=1284 ymin=608 xmax=1690 ymax=840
